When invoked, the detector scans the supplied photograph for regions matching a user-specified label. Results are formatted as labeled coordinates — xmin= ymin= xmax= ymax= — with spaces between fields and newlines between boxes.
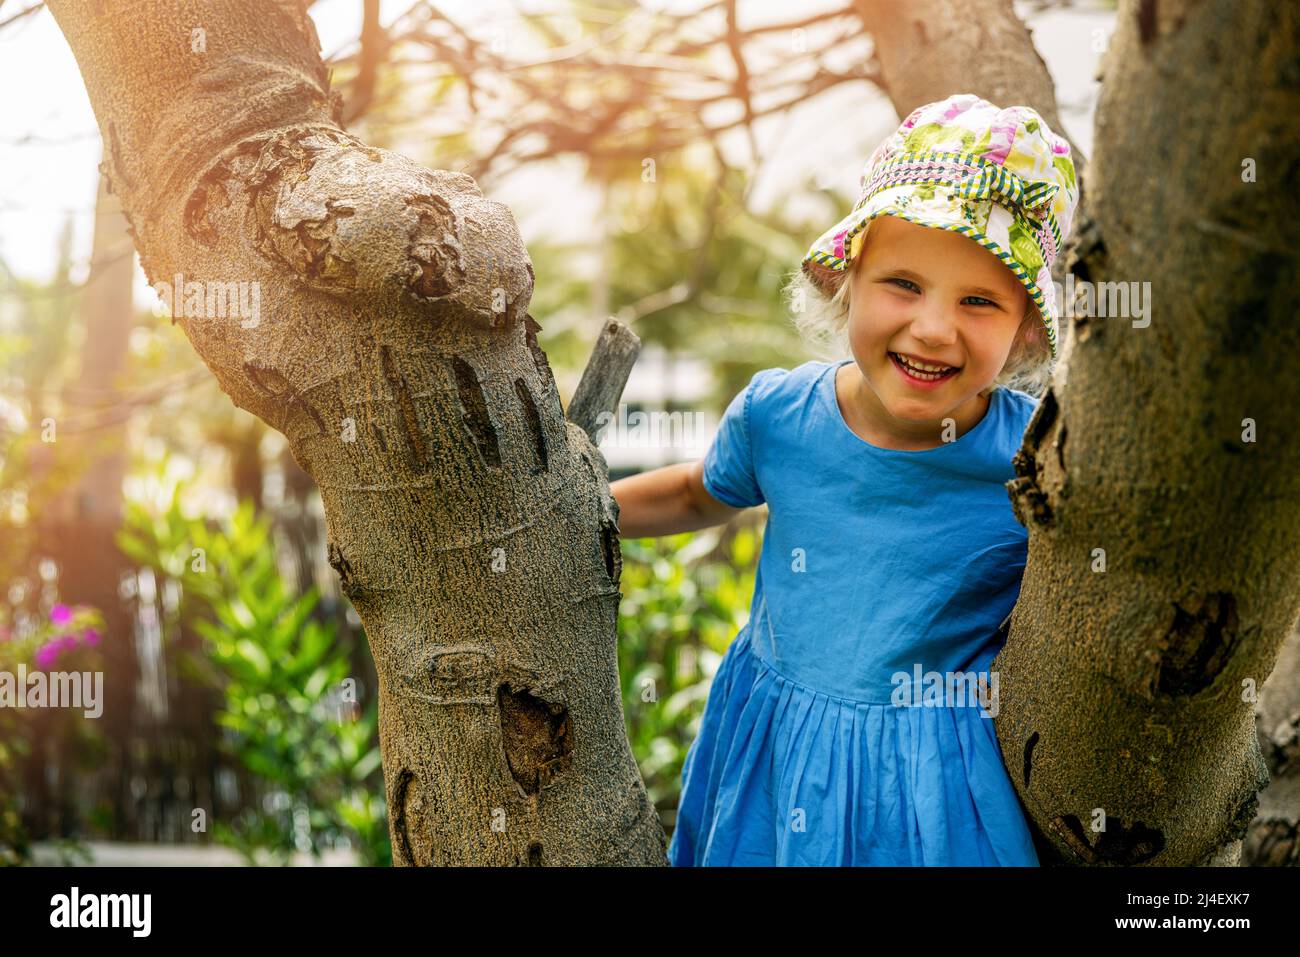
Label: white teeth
xmin=892 ymin=353 xmax=955 ymax=379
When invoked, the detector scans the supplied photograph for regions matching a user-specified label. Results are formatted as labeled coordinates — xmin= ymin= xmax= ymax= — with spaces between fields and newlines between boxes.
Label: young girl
xmin=610 ymin=93 xmax=1079 ymax=866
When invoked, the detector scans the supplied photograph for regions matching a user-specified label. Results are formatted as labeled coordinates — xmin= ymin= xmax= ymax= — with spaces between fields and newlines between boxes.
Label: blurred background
xmin=0 ymin=0 xmax=1115 ymax=865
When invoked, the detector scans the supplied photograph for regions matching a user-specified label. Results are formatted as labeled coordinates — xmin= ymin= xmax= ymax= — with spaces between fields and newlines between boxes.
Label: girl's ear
xmin=1020 ymin=309 xmax=1049 ymax=355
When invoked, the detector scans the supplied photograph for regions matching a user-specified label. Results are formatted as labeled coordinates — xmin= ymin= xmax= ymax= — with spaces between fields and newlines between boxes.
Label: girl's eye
xmin=888 ymin=278 xmax=994 ymax=307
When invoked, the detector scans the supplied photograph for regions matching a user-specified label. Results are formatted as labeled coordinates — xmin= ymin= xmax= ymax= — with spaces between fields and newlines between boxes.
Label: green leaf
xmin=115 ymin=530 xmax=159 ymax=570
xmin=234 ymin=639 xmax=272 ymax=681
xmin=351 ymin=747 xmax=382 ymax=782
xmin=302 ymin=667 xmax=329 ymax=702
xmin=288 ymin=622 xmax=332 ymax=677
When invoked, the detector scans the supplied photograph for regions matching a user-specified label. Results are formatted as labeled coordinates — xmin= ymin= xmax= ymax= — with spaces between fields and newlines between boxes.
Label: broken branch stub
xmin=567 ymin=319 xmax=641 ymax=444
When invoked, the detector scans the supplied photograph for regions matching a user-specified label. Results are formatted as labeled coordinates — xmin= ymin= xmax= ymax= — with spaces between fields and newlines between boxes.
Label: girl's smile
xmin=888 ymin=351 xmax=961 ymax=387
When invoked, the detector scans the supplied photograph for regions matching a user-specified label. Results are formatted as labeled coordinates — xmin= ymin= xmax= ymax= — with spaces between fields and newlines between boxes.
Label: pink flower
xmin=50 ymin=603 xmax=72 ymax=625
xmin=0 ymin=625 xmax=10 ymax=642
xmin=81 ymin=627 xmax=102 ymax=646
xmin=34 ymin=642 xmax=61 ymax=669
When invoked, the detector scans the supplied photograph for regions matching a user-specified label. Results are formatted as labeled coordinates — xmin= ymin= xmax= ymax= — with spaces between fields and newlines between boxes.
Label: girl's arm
xmin=610 ymin=460 xmax=745 ymax=538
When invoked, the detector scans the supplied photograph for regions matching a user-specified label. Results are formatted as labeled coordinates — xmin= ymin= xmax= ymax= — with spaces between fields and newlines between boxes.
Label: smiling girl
xmin=611 ymin=93 xmax=1079 ymax=865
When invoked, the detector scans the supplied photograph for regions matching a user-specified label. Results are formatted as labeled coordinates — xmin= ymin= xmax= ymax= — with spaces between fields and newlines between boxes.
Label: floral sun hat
xmin=801 ymin=92 xmax=1080 ymax=359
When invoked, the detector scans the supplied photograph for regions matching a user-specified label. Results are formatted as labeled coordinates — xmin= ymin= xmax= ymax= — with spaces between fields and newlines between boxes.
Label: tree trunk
xmin=29 ymin=173 xmax=140 ymax=839
xmin=63 ymin=176 xmax=139 ymax=840
xmin=48 ymin=0 xmax=664 ymax=865
xmin=217 ymin=418 xmax=266 ymax=511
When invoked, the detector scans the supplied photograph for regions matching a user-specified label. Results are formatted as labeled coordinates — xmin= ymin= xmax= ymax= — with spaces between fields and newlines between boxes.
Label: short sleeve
xmin=701 ymin=370 xmax=776 ymax=509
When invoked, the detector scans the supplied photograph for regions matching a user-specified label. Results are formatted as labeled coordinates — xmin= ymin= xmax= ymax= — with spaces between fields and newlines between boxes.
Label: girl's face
xmin=845 ymin=214 xmax=1030 ymax=430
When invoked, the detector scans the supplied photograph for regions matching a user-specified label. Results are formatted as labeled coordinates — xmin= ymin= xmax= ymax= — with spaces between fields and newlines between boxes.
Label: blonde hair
xmin=783 ymin=225 xmax=1055 ymax=397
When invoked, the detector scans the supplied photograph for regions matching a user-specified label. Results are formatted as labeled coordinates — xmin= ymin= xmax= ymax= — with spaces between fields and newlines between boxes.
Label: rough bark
xmin=568 ymin=319 xmax=642 ymax=444
xmin=49 ymin=0 xmax=664 ymax=865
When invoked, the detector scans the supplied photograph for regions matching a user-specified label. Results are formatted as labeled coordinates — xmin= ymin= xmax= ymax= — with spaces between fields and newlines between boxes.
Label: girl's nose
xmin=907 ymin=301 xmax=960 ymax=347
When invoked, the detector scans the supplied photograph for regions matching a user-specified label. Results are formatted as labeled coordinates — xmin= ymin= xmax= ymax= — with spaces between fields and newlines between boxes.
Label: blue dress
xmin=667 ymin=358 xmax=1041 ymax=866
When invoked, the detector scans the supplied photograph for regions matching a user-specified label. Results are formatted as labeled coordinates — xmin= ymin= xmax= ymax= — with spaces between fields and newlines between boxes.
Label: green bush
xmin=617 ymin=524 xmax=759 ymax=820
xmin=117 ymin=471 xmax=389 ymax=866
